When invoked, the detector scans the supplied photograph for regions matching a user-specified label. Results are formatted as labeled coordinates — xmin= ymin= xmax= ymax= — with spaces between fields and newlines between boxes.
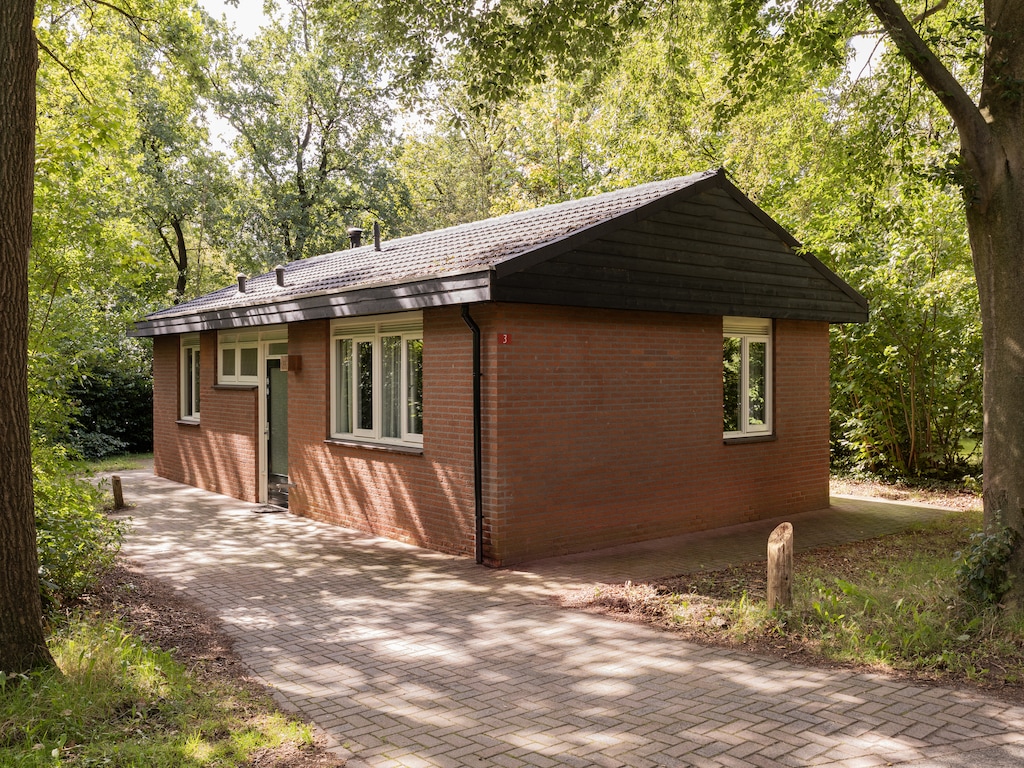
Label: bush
xmin=955 ymin=525 xmax=1019 ymax=605
xmin=68 ymin=357 xmax=153 ymax=458
xmin=33 ymin=442 xmax=125 ymax=608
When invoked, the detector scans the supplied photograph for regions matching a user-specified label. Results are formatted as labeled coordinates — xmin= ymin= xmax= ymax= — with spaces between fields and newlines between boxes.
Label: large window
xmin=723 ymin=317 xmax=771 ymax=438
xmin=218 ymin=331 xmax=259 ymax=385
xmin=181 ymin=334 xmax=201 ymax=421
xmin=331 ymin=314 xmax=423 ymax=446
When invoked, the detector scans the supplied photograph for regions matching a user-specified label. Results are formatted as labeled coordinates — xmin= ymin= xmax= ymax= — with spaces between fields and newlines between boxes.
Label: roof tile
xmin=146 ymin=171 xmax=719 ymax=321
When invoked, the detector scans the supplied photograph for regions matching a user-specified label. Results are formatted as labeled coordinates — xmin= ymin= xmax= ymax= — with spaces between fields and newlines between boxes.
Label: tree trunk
xmin=961 ymin=0 xmax=1024 ymax=596
xmin=965 ymin=166 xmax=1024 ymax=588
xmin=172 ymin=218 xmax=188 ymax=298
xmin=0 ymin=0 xmax=54 ymax=673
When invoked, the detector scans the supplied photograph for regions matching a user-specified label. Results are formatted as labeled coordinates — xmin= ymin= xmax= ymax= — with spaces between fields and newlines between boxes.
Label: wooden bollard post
xmin=767 ymin=522 xmax=793 ymax=610
xmin=112 ymin=475 xmax=125 ymax=510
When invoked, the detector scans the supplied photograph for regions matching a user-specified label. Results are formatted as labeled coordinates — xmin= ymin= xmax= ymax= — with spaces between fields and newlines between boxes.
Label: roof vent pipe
xmin=274 ymin=264 xmax=286 ymax=287
xmin=373 ymin=222 xmax=381 ymax=251
xmin=237 ymin=274 xmax=247 ymax=293
xmin=347 ymin=227 xmax=363 ymax=248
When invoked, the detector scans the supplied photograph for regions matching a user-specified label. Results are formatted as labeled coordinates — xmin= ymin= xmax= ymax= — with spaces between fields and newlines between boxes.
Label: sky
xmin=199 ymin=0 xmax=268 ymax=39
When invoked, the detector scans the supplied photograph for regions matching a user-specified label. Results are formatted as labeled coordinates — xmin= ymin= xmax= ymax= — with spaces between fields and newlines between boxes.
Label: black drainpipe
xmin=461 ymin=305 xmax=484 ymax=565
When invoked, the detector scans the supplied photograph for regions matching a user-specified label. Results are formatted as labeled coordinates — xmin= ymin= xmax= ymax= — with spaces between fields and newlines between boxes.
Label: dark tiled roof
xmin=144 ymin=170 xmax=721 ymax=322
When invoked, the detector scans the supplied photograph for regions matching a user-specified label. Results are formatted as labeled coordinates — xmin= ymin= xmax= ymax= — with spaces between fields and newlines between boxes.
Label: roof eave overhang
xmin=131 ymin=270 xmax=493 ymax=337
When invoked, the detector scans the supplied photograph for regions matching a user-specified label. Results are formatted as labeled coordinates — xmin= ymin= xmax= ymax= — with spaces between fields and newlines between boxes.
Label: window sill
xmin=176 ymin=419 xmax=201 ymax=427
xmin=324 ymin=437 xmax=424 ymax=455
xmin=723 ymin=434 xmax=776 ymax=445
xmin=213 ymin=383 xmax=258 ymax=391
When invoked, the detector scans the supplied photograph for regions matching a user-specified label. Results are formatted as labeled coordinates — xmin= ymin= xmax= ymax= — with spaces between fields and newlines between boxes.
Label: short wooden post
xmin=112 ymin=475 xmax=125 ymax=510
xmin=767 ymin=522 xmax=794 ymax=610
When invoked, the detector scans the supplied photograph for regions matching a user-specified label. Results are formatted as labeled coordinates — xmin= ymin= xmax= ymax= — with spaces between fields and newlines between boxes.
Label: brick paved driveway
xmin=117 ymin=471 xmax=1024 ymax=768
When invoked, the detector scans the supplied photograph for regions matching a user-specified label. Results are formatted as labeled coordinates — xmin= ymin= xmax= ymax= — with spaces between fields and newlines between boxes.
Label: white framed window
xmin=181 ymin=333 xmax=201 ymax=421
xmin=330 ymin=313 xmax=423 ymax=446
xmin=723 ymin=317 xmax=772 ymax=438
xmin=218 ymin=331 xmax=260 ymax=384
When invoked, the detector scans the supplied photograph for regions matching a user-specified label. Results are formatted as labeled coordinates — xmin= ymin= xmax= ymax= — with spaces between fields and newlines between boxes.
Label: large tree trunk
xmin=963 ymin=0 xmax=1024 ymax=592
xmin=0 ymin=0 xmax=53 ymax=673
xmin=967 ymin=172 xmax=1024 ymax=530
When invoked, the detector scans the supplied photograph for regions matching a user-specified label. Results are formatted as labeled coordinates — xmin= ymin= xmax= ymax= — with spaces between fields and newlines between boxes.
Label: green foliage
xmin=653 ymin=512 xmax=1024 ymax=683
xmin=0 ymin=616 xmax=314 ymax=767
xmin=33 ymin=443 xmax=124 ymax=608
xmin=955 ymin=526 xmax=1020 ymax=605
xmin=208 ymin=0 xmax=407 ymax=266
xmin=67 ymin=344 xmax=154 ymax=458
xmin=827 ymin=192 xmax=982 ymax=478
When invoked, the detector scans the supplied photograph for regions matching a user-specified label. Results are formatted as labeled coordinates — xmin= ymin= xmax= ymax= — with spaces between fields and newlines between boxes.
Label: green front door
xmin=267 ymin=359 xmax=289 ymax=507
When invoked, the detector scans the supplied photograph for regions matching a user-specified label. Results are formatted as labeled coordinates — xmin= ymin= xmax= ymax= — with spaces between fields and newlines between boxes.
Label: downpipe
xmin=461 ymin=305 xmax=484 ymax=565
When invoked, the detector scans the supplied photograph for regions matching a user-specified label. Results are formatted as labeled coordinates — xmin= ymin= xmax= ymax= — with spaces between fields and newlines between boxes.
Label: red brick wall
xmin=285 ymin=312 xmax=478 ymax=556
xmin=151 ymin=306 xmax=830 ymax=565
xmin=152 ymin=334 xmax=259 ymax=502
xmin=479 ymin=306 xmax=830 ymax=565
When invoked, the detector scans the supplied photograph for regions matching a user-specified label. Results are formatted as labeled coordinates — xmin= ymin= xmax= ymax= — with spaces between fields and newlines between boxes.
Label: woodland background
xmin=33 ymin=0 xmax=982 ymax=485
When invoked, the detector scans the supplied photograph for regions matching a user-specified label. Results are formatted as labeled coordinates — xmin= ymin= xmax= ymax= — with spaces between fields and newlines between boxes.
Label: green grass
xmin=610 ymin=510 xmax=1024 ymax=689
xmin=74 ymin=452 xmax=154 ymax=474
xmin=0 ymin=615 xmax=314 ymax=767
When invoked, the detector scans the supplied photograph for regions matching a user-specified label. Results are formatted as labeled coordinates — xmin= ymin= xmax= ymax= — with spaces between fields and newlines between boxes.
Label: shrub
xmin=33 ymin=442 xmax=124 ymax=608
xmin=955 ymin=525 xmax=1019 ymax=605
xmin=68 ymin=357 xmax=153 ymax=458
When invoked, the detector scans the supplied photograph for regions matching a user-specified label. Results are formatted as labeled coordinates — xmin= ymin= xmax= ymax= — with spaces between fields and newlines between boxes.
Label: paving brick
xmin=118 ymin=471 xmax=1024 ymax=768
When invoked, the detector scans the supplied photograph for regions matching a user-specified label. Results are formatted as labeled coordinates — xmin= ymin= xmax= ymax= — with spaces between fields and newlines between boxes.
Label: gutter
xmin=461 ymin=305 xmax=484 ymax=565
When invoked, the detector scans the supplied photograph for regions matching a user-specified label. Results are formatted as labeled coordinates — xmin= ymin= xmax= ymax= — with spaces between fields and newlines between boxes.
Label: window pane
xmin=240 ymin=347 xmax=258 ymax=377
xmin=381 ymin=336 xmax=401 ymax=438
xmin=723 ymin=337 xmax=741 ymax=433
xmin=336 ymin=339 xmax=352 ymax=433
xmin=183 ymin=346 xmax=200 ymax=417
xmin=407 ymin=338 xmax=423 ymax=436
xmin=357 ymin=340 xmax=374 ymax=431
xmin=185 ymin=349 xmax=193 ymax=416
xmin=222 ymin=348 xmax=235 ymax=378
xmin=267 ymin=342 xmax=288 ymax=356
xmin=748 ymin=340 xmax=767 ymax=426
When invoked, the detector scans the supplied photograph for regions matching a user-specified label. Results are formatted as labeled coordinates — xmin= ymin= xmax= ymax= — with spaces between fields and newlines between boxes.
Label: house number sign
xmin=498 ymin=333 xmax=511 ymax=345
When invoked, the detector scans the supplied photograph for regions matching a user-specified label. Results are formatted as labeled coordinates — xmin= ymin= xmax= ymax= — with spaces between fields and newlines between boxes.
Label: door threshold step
xmin=253 ymin=504 xmax=287 ymax=514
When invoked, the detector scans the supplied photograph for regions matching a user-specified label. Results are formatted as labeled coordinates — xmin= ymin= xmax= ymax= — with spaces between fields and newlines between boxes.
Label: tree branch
xmin=35 ymin=39 xmax=91 ymax=103
xmin=858 ymin=0 xmax=950 ymax=35
xmin=84 ymin=0 xmax=159 ymax=47
xmin=863 ymin=0 xmax=996 ymax=182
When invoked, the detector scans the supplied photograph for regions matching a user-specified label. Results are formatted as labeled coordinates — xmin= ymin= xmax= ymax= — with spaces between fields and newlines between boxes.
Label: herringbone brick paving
xmin=115 ymin=471 xmax=1024 ymax=767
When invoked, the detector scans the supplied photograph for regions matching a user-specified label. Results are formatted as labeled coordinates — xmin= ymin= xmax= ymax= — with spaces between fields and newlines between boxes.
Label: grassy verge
xmin=1 ymin=613 xmax=317 ymax=767
xmin=74 ymin=452 xmax=154 ymax=474
xmin=575 ymin=510 xmax=1024 ymax=697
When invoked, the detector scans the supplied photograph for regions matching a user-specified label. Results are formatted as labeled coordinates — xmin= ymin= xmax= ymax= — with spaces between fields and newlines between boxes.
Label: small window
xmin=218 ymin=332 xmax=259 ymax=384
xmin=181 ymin=334 xmax=201 ymax=421
xmin=723 ymin=317 xmax=772 ymax=438
xmin=331 ymin=314 xmax=423 ymax=446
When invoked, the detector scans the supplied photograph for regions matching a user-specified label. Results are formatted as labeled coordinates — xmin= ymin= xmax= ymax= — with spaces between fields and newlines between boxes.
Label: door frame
xmin=255 ymin=328 xmax=288 ymax=504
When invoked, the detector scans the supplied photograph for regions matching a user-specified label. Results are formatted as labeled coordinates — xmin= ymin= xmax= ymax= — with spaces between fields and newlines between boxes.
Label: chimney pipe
xmin=237 ymin=274 xmax=247 ymax=293
xmin=347 ymin=227 xmax=363 ymax=249
xmin=373 ymin=222 xmax=381 ymax=251
xmin=275 ymin=264 xmax=286 ymax=287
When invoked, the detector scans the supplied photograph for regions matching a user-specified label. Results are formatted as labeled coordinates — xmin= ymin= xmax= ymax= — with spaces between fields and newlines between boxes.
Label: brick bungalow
xmin=132 ymin=169 xmax=868 ymax=566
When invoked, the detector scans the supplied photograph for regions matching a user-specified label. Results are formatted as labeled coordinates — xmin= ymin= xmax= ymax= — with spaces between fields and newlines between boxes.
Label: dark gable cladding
xmin=132 ymin=169 xmax=867 ymax=337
